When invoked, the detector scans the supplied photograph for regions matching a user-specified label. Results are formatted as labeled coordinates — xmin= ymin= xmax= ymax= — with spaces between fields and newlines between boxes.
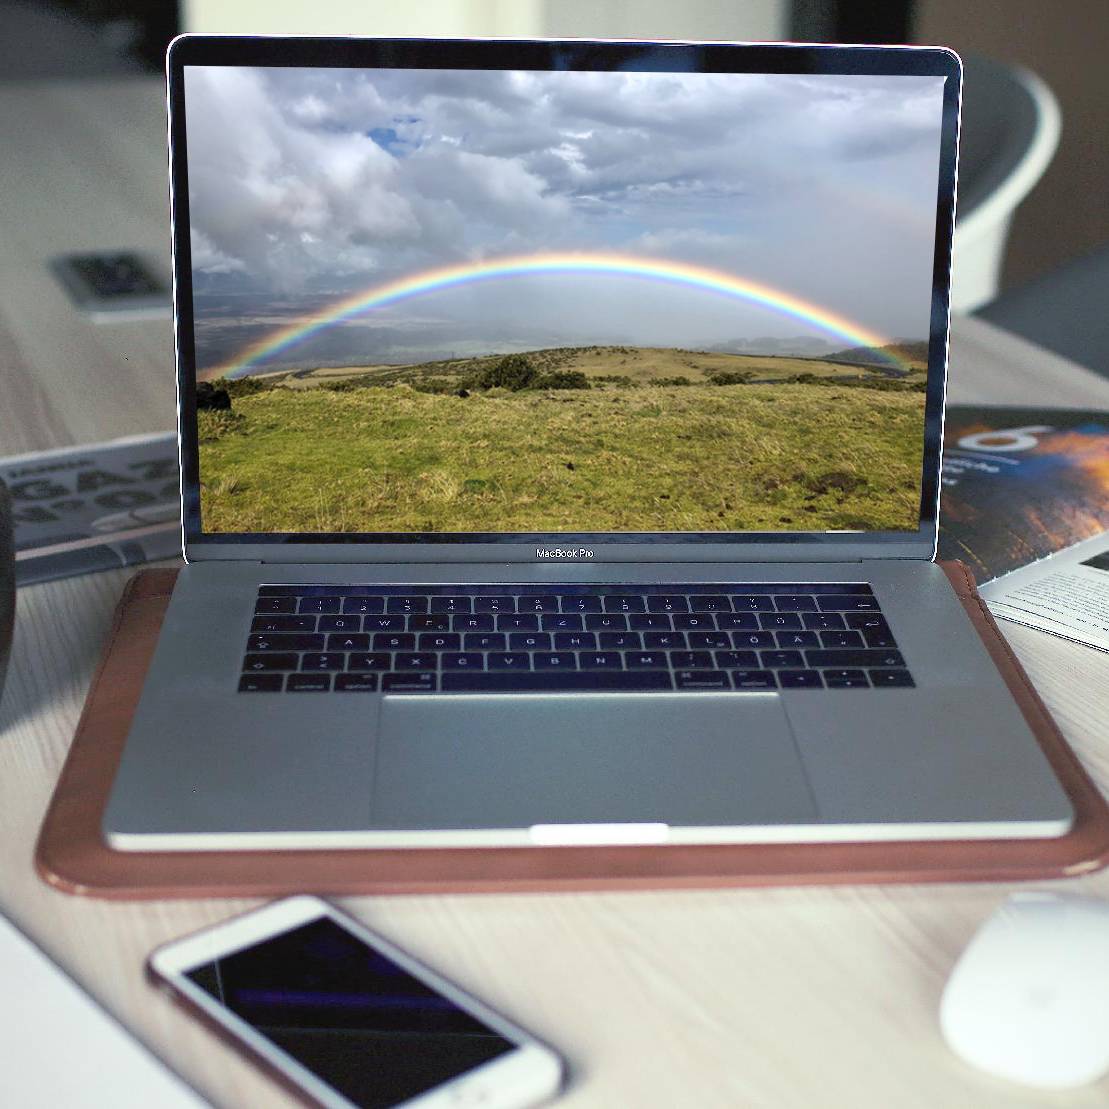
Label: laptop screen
xmin=177 ymin=47 xmax=953 ymax=544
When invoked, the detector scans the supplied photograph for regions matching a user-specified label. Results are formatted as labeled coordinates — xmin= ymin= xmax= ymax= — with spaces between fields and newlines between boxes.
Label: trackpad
xmin=372 ymin=693 xmax=818 ymax=830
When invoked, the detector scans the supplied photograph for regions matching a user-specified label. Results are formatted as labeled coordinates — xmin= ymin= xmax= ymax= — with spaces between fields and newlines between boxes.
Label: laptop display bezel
xmin=167 ymin=35 xmax=960 ymax=564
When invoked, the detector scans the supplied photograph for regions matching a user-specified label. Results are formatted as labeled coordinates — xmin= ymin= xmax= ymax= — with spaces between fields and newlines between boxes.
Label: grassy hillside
xmin=199 ymin=361 xmax=925 ymax=533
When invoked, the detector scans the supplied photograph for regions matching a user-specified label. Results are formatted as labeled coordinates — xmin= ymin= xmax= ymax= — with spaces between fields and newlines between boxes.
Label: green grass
xmin=198 ymin=378 xmax=925 ymax=533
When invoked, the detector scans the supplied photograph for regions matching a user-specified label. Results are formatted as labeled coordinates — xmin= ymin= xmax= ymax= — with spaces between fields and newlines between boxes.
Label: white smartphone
xmin=148 ymin=896 xmax=564 ymax=1109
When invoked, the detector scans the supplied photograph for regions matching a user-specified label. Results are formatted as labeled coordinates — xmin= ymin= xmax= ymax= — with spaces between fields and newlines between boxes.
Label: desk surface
xmin=2 ymin=76 xmax=1109 ymax=1109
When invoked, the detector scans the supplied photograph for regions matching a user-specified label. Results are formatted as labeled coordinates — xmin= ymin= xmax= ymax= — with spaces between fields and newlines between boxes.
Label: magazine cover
xmin=2 ymin=433 xmax=181 ymax=586
xmin=938 ymin=406 xmax=1109 ymax=583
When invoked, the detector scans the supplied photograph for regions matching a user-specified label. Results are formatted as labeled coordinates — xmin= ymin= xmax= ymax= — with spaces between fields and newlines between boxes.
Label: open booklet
xmin=938 ymin=405 xmax=1109 ymax=651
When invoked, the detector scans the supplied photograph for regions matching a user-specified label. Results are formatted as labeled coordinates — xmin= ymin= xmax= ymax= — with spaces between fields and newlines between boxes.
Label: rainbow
xmin=202 ymin=251 xmax=903 ymax=380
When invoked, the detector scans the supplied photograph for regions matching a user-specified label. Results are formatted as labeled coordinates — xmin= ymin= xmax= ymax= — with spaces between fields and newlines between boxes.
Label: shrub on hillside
xmin=707 ymin=371 xmax=755 ymax=385
xmin=532 ymin=370 xmax=590 ymax=390
xmin=473 ymin=353 xmax=537 ymax=391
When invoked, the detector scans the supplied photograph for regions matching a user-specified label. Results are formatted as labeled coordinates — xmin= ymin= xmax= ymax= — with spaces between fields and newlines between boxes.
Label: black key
xmin=365 ymin=615 xmax=406 ymax=632
xmin=441 ymin=652 xmax=485 ymax=670
xmin=715 ymin=613 xmax=759 ymax=631
xmin=669 ymin=651 xmax=714 ymax=669
xmin=499 ymin=614 xmax=540 ymax=632
xmin=453 ymin=614 xmax=494 ymax=632
xmin=759 ymin=650 xmax=805 ymax=669
xmin=342 ymin=596 xmax=385 ymax=614
xmin=687 ymin=632 xmax=731 ymax=649
xmin=689 ymin=595 xmax=731 ymax=613
xmin=869 ymin=669 xmax=915 ymax=688
xmin=475 ymin=596 xmax=515 ymax=613
xmin=554 ymin=632 xmax=597 ymax=651
xmin=300 ymin=652 xmax=345 ymax=671
xmin=818 ymin=595 xmax=879 ymax=611
xmin=823 ymin=669 xmax=870 ymax=689
xmin=627 ymin=652 xmax=666 ymax=669
xmin=464 ymin=632 xmax=506 ymax=651
xmin=599 ymin=631 xmax=642 ymax=649
xmin=319 ymin=615 xmax=362 ymax=632
xmin=674 ymin=669 xmax=729 ymax=690
xmin=714 ymin=650 xmax=759 ymax=669
xmin=395 ymin=652 xmax=439 ymax=670
xmin=349 ymin=653 xmax=391 ymax=670
xmin=238 ymin=673 xmax=283 ymax=692
xmin=732 ymin=631 xmax=776 ymax=649
xmin=541 ymin=613 xmax=584 ymax=631
xmin=242 ymin=652 xmax=297 ymax=672
xmin=802 ymin=612 xmax=846 ymax=630
xmin=560 ymin=595 xmax=602 ymax=613
xmin=845 ymin=612 xmax=890 ymax=630
xmin=776 ymin=631 xmax=819 ymax=649
xmin=819 ymin=629 xmax=866 ymax=649
xmin=533 ymin=652 xmax=577 ymax=670
xmin=373 ymin=633 xmax=416 ymax=651
xmin=252 ymin=614 xmax=315 ymax=633
xmin=418 ymin=633 xmax=461 ymax=651
xmin=773 ymin=595 xmax=816 ymax=611
xmin=586 ymin=614 xmax=628 ymax=631
xmin=386 ymin=595 xmax=429 ymax=614
xmin=255 ymin=596 xmax=296 ymax=614
xmin=580 ymin=652 xmax=623 ymax=669
xmin=629 ymin=614 xmax=672 ymax=631
xmin=248 ymin=633 xmax=324 ymax=652
xmin=431 ymin=596 xmax=471 ymax=614
xmin=509 ymin=632 xmax=551 ymax=651
xmin=673 ymin=613 xmax=714 ymax=630
xmin=644 ymin=631 xmax=686 ymax=649
xmin=411 ymin=615 xmax=451 ymax=632
xmin=778 ymin=669 xmax=823 ymax=689
xmin=604 ymin=595 xmax=645 ymax=613
xmin=864 ymin=630 xmax=898 ymax=649
xmin=731 ymin=669 xmax=778 ymax=690
xmin=488 ymin=652 xmax=531 ymax=670
xmin=730 ymin=595 xmax=774 ymax=611
xmin=335 ymin=673 xmax=379 ymax=691
xmin=522 ymin=595 xmax=560 ymax=613
xmin=298 ymin=596 xmax=340 ymax=614
xmin=807 ymin=649 xmax=905 ymax=669
xmin=759 ymin=612 xmax=802 ymax=630
xmin=648 ymin=595 xmax=689 ymax=613
xmin=327 ymin=633 xmax=370 ymax=651
xmin=383 ymin=672 xmax=437 ymax=692
xmin=441 ymin=671 xmax=672 ymax=693
xmin=287 ymin=673 xmax=331 ymax=692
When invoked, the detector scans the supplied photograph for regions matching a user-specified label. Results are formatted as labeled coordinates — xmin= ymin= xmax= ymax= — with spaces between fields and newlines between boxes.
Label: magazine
xmin=2 ymin=433 xmax=181 ymax=586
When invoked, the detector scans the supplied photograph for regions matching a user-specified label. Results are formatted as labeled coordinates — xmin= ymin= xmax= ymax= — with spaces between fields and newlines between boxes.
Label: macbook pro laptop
xmin=105 ymin=35 xmax=1073 ymax=850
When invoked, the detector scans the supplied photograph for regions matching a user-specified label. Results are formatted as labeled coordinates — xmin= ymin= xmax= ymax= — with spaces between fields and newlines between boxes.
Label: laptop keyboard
xmin=241 ymin=584 xmax=913 ymax=693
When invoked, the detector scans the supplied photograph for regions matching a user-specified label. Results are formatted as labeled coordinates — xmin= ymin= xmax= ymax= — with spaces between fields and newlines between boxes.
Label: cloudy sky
xmin=184 ymin=65 xmax=946 ymax=372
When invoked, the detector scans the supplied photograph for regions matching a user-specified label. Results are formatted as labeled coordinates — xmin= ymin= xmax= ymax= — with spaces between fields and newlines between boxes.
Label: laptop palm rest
xmin=372 ymin=693 xmax=818 ymax=830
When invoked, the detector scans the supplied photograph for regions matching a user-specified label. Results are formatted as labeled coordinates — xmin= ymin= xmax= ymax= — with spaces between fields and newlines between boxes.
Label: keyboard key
xmin=383 ymin=672 xmax=437 ymax=692
xmin=453 ymin=614 xmax=494 ymax=632
xmin=499 ymin=614 xmax=540 ymax=631
xmin=714 ymin=613 xmax=759 ymax=631
xmin=758 ymin=650 xmax=805 ymax=669
xmin=365 ymin=615 xmax=406 ymax=632
xmin=242 ymin=652 xmax=297 ymax=672
xmin=327 ymin=633 xmax=370 ymax=651
xmin=773 ymin=595 xmax=816 ymax=611
xmin=714 ymin=650 xmax=759 ymax=669
xmin=778 ymin=669 xmax=823 ymax=689
xmin=673 ymin=613 xmax=714 ymax=630
xmin=554 ymin=632 xmax=597 ymax=650
xmin=628 ymin=614 xmax=671 ymax=631
xmin=644 ymin=631 xmax=686 ymax=649
xmin=864 ymin=630 xmax=898 ymax=649
xmin=252 ymin=615 xmax=315 ymax=632
xmin=522 ymin=595 xmax=560 ymax=613
xmin=410 ymin=615 xmax=451 ymax=632
xmin=845 ymin=612 xmax=890 ymax=630
xmin=560 ymin=595 xmax=602 ymax=613
xmin=648 ymin=595 xmax=689 ymax=613
xmin=342 ymin=596 xmax=385 ymax=614
xmin=732 ymin=631 xmax=776 ymax=649
xmin=731 ymin=669 xmax=778 ymax=690
xmin=441 ymin=652 xmax=485 ymax=670
xmin=488 ymin=652 xmax=531 ymax=670
xmin=509 ymin=633 xmax=551 ymax=651
xmin=301 ymin=652 xmax=346 ymax=671
xmin=819 ymin=630 xmax=866 ymax=649
xmin=386 ymin=596 xmax=429 ymax=614
xmin=586 ymin=614 xmax=628 ymax=631
xmin=349 ymin=653 xmax=391 ymax=670
xmin=604 ymin=595 xmax=645 ymax=613
xmin=335 ymin=673 xmax=379 ymax=691
xmin=255 ymin=596 xmax=296 ymax=614
xmin=802 ymin=612 xmax=846 ymax=630
xmin=541 ymin=613 xmax=584 ymax=631
xmin=687 ymin=632 xmax=731 ymax=649
xmin=475 ymin=596 xmax=514 ymax=613
xmin=669 ymin=651 xmax=714 ymax=669
xmin=248 ymin=633 xmax=324 ymax=652
xmin=418 ymin=633 xmax=461 ymax=651
xmin=759 ymin=612 xmax=802 ymax=630
xmin=627 ymin=652 xmax=666 ymax=668
xmin=319 ymin=615 xmax=362 ymax=632
xmin=869 ymin=669 xmax=915 ymax=688
xmin=730 ymin=595 xmax=775 ymax=611
xmin=464 ymin=632 xmax=506 ymax=651
xmin=776 ymin=630 xmax=819 ymax=649
xmin=395 ymin=652 xmax=439 ymax=670
xmin=238 ymin=674 xmax=283 ymax=692
xmin=807 ymin=649 xmax=905 ymax=669
xmin=373 ymin=633 xmax=416 ymax=651
xmin=287 ymin=673 xmax=331 ymax=692
xmin=818 ymin=595 xmax=879 ymax=611
xmin=431 ymin=596 xmax=471 ymax=614
xmin=674 ymin=670 xmax=729 ymax=690
xmin=441 ymin=671 xmax=671 ymax=693
xmin=823 ymin=669 xmax=870 ymax=689
xmin=689 ymin=595 xmax=731 ymax=613
xmin=533 ymin=652 xmax=577 ymax=669
xmin=298 ymin=596 xmax=340 ymax=614
xmin=580 ymin=652 xmax=623 ymax=669
xmin=599 ymin=631 xmax=642 ymax=649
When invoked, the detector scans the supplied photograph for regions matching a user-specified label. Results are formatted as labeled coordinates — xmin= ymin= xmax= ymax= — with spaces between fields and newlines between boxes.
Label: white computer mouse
xmin=940 ymin=891 xmax=1109 ymax=1090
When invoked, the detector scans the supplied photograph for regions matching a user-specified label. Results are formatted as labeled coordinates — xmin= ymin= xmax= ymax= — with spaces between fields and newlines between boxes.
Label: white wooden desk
xmin=2 ymin=77 xmax=1109 ymax=1109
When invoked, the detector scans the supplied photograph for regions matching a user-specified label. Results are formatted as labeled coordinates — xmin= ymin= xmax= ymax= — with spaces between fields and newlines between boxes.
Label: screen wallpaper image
xmin=186 ymin=65 xmax=943 ymax=535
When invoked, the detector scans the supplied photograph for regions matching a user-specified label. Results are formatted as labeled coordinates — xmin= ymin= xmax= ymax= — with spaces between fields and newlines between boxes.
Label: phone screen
xmin=183 ymin=916 xmax=516 ymax=1108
